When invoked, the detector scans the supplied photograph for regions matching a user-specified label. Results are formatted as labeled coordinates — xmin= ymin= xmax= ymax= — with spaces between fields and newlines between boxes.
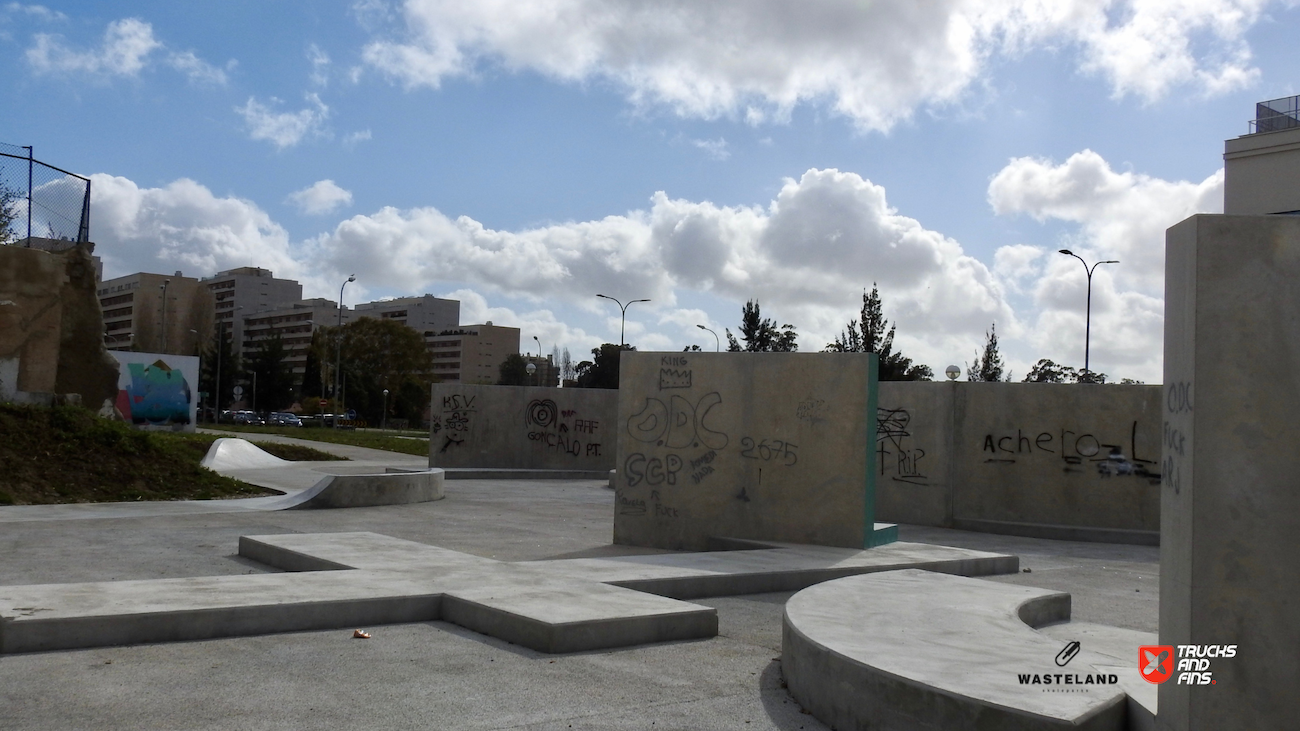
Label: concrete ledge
xmin=442 ymin=468 xmax=612 ymax=480
xmin=279 ymin=470 xmax=445 ymax=509
xmin=782 ymin=570 xmax=1131 ymax=731
xmin=953 ymin=518 xmax=1160 ymax=546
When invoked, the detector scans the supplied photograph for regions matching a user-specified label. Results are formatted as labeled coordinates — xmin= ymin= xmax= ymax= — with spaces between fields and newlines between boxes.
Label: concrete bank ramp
xmin=200 ymin=437 xmax=292 ymax=470
xmin=202 ymin=438 xmax=444 ymax=509
xmin=782 ymin=570 xmax=1155 ymax=731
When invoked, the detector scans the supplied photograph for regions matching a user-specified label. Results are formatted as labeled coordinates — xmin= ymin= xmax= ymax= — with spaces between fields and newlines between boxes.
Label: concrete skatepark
xmin=3 ymin=123 xmax=1297 ymax=731
xmin=0 ymin=440 xmax=1161 ymax=730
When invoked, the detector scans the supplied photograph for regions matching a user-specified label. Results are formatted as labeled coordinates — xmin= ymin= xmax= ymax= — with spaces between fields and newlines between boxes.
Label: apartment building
xmin=240 ymin=298 xmax=348 ymax=380
xmin=202 ymin=267 xmax=302 ymax=360
xmin=425 ymin=322 xmax=520 ymax=384
xmin=97 ymin=271 xmax=214 ymax=355
xmin=352 ymin=295 xmax=459 ymax=334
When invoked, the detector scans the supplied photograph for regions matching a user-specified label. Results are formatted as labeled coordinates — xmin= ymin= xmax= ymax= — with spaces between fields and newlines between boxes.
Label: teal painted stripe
xmin=863 ymin=353 xmax=880 ymax=548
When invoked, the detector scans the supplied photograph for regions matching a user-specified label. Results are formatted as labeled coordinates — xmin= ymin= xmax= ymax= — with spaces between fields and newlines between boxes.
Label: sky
xmin=3 ymin=0 xmax=1298 ymax=383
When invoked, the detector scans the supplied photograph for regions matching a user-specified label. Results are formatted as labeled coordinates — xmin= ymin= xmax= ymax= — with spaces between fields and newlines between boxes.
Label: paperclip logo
xmin=1140 ymin=645 xmax=1175 ymax=684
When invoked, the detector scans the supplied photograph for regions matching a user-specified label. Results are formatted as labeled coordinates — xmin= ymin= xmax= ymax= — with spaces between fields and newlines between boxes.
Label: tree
xmin=575 ymin=343 xmax=633 ymax=389
xmin=497 ymin=354 xmax=529 ymax=386
xmin=824 ymin=285 xmax=933 ymax=381
xmin=682 ymin=344 xmax=703 ymax=352
xmin=967 ymin=324 xmax=1010 ymax=382
xmin=312 ymin=318 xmax=435 ymax=424
xmin=559 ymin=347 xmax=576 ymax=384
xmin=725 ymin=300 xmax=798 ymax=352
xmin=244 ymin=334 xmax=296 ymax=412
xmin=0 ymin=182 xmax=21 ymax=245
xmin=1022 ymin=359 xmax=1111 ymax=384
xmin=199 ymin=331 xmax=241 ymax=413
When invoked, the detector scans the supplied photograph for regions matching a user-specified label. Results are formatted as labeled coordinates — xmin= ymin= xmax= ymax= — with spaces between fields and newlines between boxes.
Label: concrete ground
xmin=0 ymin=475 xmax=1158 ymax=731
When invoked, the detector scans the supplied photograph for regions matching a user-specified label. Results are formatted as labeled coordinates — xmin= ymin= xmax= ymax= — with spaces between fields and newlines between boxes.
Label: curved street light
xmin=1058 ymin=250 xmax=1118 ymax=382
xmin=334 ymin=275 xmax=355 ymax=428
xmin=696 ymin=324 xmax=719 ymax=352
xmin=596 ymin=294 xmax=650 ymax=347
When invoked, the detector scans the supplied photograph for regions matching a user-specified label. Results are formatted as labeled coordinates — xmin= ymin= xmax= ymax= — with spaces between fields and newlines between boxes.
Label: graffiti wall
xmin=873 ymin=381 xmax=1163 ymax=540
xmin=613 ymin=352 xmax=879 ymax=551
xmin=108 ymin=352 xmax=199 ymax=432
xmin=427 ymin=384 xmax=618 ymax=470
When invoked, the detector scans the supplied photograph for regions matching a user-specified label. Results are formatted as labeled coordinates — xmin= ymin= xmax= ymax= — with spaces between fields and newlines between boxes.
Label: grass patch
xmin=0 ymin=404 xmax=341 ymax=506
xmin=206 ymin=424 xmax=430 ymax=458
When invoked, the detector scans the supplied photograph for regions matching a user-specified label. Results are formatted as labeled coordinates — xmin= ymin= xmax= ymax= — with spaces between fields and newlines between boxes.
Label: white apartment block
xmin=425 ymin=322 xmax=520 ymax=384
xmin=202 ymin=267 xmax=302 ymax=359
xmin=241 ymin=298 xmax=348 ymax=379
xmin=97 ymin=271 xmax=213 ymax=355
xmin=352 ymin=295 xmax=460 ymax=335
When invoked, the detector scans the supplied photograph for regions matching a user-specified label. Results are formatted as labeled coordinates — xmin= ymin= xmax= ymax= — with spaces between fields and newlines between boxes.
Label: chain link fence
xmin=0 ymin=142 xmax=91 ymax=245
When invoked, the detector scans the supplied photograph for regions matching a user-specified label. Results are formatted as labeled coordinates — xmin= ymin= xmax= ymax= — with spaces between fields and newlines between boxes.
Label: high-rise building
xmin=240 ymin=298 xmax=347 ymax=382
xmin=425 ymin=322 xmax=520 ymax=384
xmin=201 ymin=267 xmax=303 ymax=360
xmin=97 ymin=271 xmax=213 ymax=355
xmin=352 ymin=295 xmax=460 ymax=334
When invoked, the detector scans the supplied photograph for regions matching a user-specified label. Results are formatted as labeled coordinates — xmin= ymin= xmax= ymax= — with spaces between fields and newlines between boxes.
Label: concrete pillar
xmin=1160 ymin=214 xmax=1300 ymax=730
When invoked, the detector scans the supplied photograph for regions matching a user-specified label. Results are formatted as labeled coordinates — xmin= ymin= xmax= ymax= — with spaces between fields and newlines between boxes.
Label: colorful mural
xmin=109 ymin=352 xmax=199 ymax=432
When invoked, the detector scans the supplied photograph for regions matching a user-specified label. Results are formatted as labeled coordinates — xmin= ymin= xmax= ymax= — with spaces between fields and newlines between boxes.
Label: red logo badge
xmin=1140 ymin=645 xmax=1175 ymax=684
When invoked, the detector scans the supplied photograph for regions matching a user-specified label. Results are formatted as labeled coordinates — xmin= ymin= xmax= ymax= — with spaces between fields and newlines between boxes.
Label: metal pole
xmin=382 ymin=389 xmax=389 ymax=431
xmin=596 ymin=294 xmax=650 ymax=346
xmin=334 ymin=275 xmax=355 ymax=428
xmin=24 ymin=146 xmax=32 ymax=244
xmin=1058 ymin=251 xmax=1118 ymax=383
xmin=697 ymin=324 xmax=719 ymax=351
xmin=160 ymin=280 xmax=170 ymax=353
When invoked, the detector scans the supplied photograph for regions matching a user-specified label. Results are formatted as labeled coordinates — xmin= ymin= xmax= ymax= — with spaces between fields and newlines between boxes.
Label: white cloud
xmin=89 ymin=173 xmax=304 ymax=283
xmin=6 ymin=3 xmax=67 ymax=22
xmin=24 ymin=17 xmax=227 ymax=84
xmin=167 ymin=50 xmax=230 ymax=85
xmin=440 ymin=288 xmax=603 ymax=355
xmin=288 ymin=179 xmax=354 ymax=215
xmin=987 ymin=149 xmax=1224 ymax=380
xmin=309 ymin=167 xmax=1014 ymax=369
xmin=344 ymin=129 xmax=374 ymax=146
xmin=358 ymin=0 xmax=1278 ymax=130
xmin=308 ymin=43 xmax=331 ymax=87
xmin=27 ymin=17 xmax=160 ymax=77
xmin=236 ymin=93 xmax=330 ymax=148
xmin=691 ymin=138 xmax=730 ymax=161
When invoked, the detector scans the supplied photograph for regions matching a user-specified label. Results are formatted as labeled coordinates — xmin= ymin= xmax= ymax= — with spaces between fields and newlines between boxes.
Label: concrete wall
xmin=612 ymin=352 xmax=877 ymax=551
xmin=0 ymin=244 xmax=117 ymax=407
xmin=875 ymin=381 xmax=1163 ymax=542
xmin=1223 ymin=126 xmax=1300 ymax=215
xmin=1159 ymin=215 xmax=1300 ymax=730
xmin=428 ymin=384 xmax=617 ymax=470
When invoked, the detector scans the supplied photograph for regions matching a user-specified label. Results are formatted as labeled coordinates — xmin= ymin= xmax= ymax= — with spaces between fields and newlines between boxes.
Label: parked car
xmin=267 ymin=412 xmax=303 ymax=427
xmin=233 ymin=410 xmax=264 ymax=426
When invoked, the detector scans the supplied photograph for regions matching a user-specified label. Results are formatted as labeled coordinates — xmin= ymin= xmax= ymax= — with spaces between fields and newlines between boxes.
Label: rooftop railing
xmin=1249 ymin=94 xmax=1300 ymax=134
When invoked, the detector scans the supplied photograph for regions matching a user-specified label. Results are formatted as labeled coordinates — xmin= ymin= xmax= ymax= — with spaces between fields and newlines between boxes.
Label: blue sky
xmin=3 ymin=0 xmax=1298 ymax=382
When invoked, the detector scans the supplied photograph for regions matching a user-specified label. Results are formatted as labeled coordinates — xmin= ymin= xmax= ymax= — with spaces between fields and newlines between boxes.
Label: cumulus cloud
xmin=358 ymin=0 xmax=1276 ymax=130
xmin=287 ymin=179 xmax=353 ymax=215
xmin=25 ymin=17 xmax=228 ymax=84
xmin=6 ymin=3 xmax=67 ymax=22
xmin=89 ymin=173 xmax=303 ymax=283
xmin=308 ymin=167 xmax=1014 ymax=368
xmin=691 ymin=138 xmax=730 ymax=161
xmin=987 ymin=149 xmax=1224 ymax=380
xmin=236 ymin=93 xmax=330 ymax=148
xmin=441 ymin=288 xmax=604 ymax=355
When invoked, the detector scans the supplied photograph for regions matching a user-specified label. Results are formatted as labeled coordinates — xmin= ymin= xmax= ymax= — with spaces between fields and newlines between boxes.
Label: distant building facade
xmin=352 ymin=295 xmax=460 ymax=335
xmin=201 ymin=267 xmax=303 ymax=360
xmin=97 ymin=271 xmax=213 ymax=355
xmin=425 ymin=322 xmax=520 ymax=384
xmin=241 ymin=298 xmax=348 ymax=382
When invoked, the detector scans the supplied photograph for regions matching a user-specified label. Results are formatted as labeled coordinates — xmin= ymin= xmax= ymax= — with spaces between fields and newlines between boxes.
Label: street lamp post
xmin=696 ymin=324 xmax=719 ymax=351
xmin=1058 ymin=250 xmax=1119 ymax=382
xmin=334 ymin=275 xmax=355 ymax=429
xmin=382 ymin=389 xmax=389 ymax=431
xmin=533 ymin=335 xmax=543 ymax=385
xmin=596 ymin=294 xmax=650 ymax=346
xmin=159 ymin=279 xmax=170 ymax=353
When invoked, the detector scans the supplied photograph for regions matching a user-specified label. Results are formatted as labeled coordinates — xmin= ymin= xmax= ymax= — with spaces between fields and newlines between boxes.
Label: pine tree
xmin=824 ymin=285 xmax=933 ymax=381
xmin=967 ymin=324 xmax=1010 ymax=382
xmin=724 ymin=300 xmax=798 ymax=352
